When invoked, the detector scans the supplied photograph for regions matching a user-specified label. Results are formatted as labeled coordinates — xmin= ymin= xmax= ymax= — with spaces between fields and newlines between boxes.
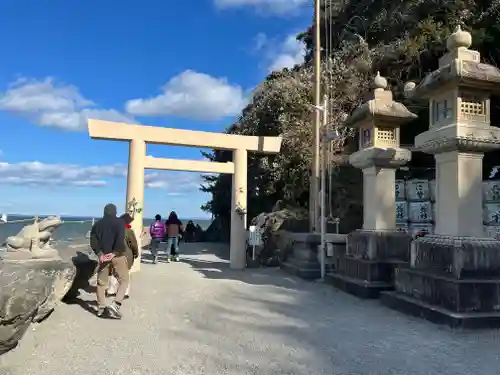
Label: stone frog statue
xmin=4 ymin=216 xmax=63 ymax=259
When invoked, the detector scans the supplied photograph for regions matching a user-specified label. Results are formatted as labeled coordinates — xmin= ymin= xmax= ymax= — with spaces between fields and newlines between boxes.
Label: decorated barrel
xmin=395 ymin=180 xmax=406 ymax=201
xmin=429 ymin=180 xmax=436 ymax=202
xmin=406 ymin=179 xmax=430 ymax=202
xmin=483 ymin=203 xmax=500 ymax=225
xmin=483 ymin=181 xmax=500 ymax=203
xmin=409 ymin=223 xmax=433 ymax=235
xmin=409 ymin=201 xmax=433 ymax=223
xmin=395 ymin=201 xmax=409 ymax=223
xmin=396 ymin=222 xmax=409 ymax=232
xmin=484 ymin=225 xmax=500 ymax=238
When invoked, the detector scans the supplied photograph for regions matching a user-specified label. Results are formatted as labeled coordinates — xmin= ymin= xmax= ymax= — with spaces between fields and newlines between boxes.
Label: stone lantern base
xmin=280 ymin=233 xmax=322 ymax=279
xmin=325 ymin=230 xmax=412 ymax=298
xmin=381 ymin=235 xmax=500 ymax=328
xmin=279 ymin=233 xmax=347 ymax=280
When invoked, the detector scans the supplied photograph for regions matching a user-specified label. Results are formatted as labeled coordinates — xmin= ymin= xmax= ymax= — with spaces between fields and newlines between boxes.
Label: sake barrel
xmin=395 ymin=180 xmax=406 ymax=201
xmin=406 ymin=179 xmax=430 ymax=201
xmin=483 ymin=181 xmax=500 ymax=203
xmin=396 ymin=222 xmax=409 ymax=233
xmin=409 ymin=201 xmax=433 ymax=223
xmin=483 ymin=203 xmax=500 ymax=225
xmin=484 ymin=225 xmax=500 ymax=238
xmin=409 ymin=223 xmax=434 ymax=235
xmin=395 ymin=201 xmax=409 ymax=222
xmin=429 ymin=180 xmax=436 ymax=202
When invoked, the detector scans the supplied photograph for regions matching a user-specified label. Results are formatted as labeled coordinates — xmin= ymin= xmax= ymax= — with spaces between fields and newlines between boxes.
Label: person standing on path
xmin=107 ymin=213 xmax=139 ymax=298
xmin=149 ymin=214 xmax=166 ymax=264
xmin=165 ymin=211 xmax=183 ymax=262
xmin=185 ymin=220 xmax=196 ymax=243
xmin=90 ymin=203 xmax=129 ymax=319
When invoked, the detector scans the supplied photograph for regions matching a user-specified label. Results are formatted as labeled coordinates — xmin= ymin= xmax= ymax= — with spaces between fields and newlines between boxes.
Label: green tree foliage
xmin=201 ymin=0 xmax=500 ymax=227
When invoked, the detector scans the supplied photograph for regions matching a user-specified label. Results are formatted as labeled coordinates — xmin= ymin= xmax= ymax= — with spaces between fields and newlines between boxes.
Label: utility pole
xmin=320 ymin=95 xmax=328 ymax=279
xmin=310 ymin=0 xmax=322 ymax=232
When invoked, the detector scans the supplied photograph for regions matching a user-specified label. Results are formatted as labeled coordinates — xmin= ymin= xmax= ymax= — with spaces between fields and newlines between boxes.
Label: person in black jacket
xmin=90 ymin=203 xmax=129 ymax=319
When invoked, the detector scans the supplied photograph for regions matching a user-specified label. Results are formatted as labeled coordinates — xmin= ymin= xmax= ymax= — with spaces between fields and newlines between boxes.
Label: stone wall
xmin=395 ymin=179 xmax=500 ymax=237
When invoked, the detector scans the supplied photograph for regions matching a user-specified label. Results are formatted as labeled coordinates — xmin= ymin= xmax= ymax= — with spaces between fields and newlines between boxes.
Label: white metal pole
xmin=320 ymin=95 xmax=328 ymax=280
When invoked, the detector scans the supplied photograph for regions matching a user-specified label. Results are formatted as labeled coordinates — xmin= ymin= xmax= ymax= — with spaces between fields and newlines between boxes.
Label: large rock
xmin=0 ymin=259 xmax=76 ymax=355
xmin=249 ymin=203 xmax=309 ymax=266
xmin=204 ymin=216 xmax=229 ymax=242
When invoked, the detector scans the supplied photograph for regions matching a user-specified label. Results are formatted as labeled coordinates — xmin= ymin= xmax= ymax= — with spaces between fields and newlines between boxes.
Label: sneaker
xmin=96 ymin=307 xmax=106 ymax=318
xmin=174 ymin=255 xmax=180 ymax=262
xmin=107 ymin=302 xmax=123 ymax=319
xmin=166 ymin=256 xmax=171 ymax=263
xmin=153 ymin=256 xmax=158 ymax=264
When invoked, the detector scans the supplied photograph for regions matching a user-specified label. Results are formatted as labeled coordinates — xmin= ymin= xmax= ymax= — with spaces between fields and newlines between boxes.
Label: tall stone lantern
xmin=404 ymin=25 xmax=500 ymax=237
xmin=381 ymin=26 xmax=500 ymax=327
xmin=326 ymin=73 xmax=416 ymax=298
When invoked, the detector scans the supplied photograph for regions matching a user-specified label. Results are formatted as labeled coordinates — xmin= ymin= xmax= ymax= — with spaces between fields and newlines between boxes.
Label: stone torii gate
xmin=87 ymin=119 xmax=282 ymax=271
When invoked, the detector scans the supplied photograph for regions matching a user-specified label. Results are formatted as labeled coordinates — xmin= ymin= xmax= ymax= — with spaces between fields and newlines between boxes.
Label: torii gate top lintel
xmin=88 ymin=119 xmax=282 ymax=153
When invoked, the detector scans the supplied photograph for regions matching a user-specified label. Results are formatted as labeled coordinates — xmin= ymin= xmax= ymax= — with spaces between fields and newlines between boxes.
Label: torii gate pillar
xmin=126 ymin=139 xmax=146 ymax=273
xmin=230 ymin=148 xmax=248 ymax=269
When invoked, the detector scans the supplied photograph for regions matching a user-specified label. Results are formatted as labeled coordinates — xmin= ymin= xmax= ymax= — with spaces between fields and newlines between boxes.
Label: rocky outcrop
xmin=249 ymin=202 xmax=309 ymax=266
xmin=0 ymin=218 xmax=77 ymax=355
xmin=204 ymin=216 xmax=229 ymax=243
xmin=0 ymin=259 xmax=76 ymax=355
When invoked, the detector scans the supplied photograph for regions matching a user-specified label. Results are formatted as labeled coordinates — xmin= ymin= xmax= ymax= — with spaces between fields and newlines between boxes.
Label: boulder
xmin=249 ymin=203 xmax=309 ymax=266
xmin=0 ymin=259 xmax=76 ymax=355
xmin=204 ymin=216 xmax=229 ymax=242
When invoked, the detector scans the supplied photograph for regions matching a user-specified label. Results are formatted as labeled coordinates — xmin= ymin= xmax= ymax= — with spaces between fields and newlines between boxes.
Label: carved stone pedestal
xmin=326 ymin=230 xmax=411 ymax=298
xmin=280 ymin=233 xmax=321 ymax=280
xmin=381 ymin=235 xmax=500 ymax=328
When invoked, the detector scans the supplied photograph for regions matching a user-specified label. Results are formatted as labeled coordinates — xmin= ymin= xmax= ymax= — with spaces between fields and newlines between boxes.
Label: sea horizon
xmin=0 ymin=213 xmax=213 ymax=244
xmin=2 ymin=213 xmax=212 ymax=221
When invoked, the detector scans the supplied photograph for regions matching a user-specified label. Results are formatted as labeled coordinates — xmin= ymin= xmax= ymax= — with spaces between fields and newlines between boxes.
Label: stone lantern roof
xmin=345 ymin=72 xmax=417 ymax=128
xmin=406 ymin=25 xmax=500 ymax=99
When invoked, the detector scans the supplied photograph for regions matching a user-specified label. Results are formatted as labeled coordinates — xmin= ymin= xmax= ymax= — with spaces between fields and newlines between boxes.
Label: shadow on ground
xmin=180 ymin=242 xmax=302 ymax=288
xmin=174 ymin=242 xmax=500 ymax=374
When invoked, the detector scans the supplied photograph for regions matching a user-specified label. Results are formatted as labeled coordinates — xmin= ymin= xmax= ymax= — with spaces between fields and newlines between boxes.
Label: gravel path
xmin=1 ymin=242 xmax=500 ymax=375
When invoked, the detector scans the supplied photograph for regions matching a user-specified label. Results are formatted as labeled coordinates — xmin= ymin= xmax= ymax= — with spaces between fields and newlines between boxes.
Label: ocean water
xmin=0 ymin=214 xmax=212 ymax=244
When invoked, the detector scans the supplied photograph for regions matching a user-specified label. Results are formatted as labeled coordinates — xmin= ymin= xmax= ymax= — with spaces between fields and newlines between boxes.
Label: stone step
xmin=335 ymin=255 xmax=406 ymax=284
xmin=381 ymin=290 xmax=500 ymax=329
xmin=394 ymin=266 xmax=500 ymax=313
xmin=325 ymin=271 xmax=393 ymax=299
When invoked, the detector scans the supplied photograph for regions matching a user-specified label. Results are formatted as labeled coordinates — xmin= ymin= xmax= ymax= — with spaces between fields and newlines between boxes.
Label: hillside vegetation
xmin=201 ymin=1 xmax=500 ymax=233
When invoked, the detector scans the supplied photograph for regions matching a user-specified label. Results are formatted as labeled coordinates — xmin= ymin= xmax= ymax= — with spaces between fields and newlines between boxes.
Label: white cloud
xmin=0 ymin=77 xmax=135 ymax=131
xmin=214 ymin=0 xmax=307 ymax=15
xmin=125 ymin=70 xmax=248 ymax=121
xmin=0 ymin=161 xmax=204 ymax=192
xmin=256 ymin=33 xmax=305 ymax=72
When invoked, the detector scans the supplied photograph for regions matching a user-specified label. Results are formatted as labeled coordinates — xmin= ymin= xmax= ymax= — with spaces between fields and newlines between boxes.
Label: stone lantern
xmin=381 ymin=26 xmax=500 ymax=327
xmin=347 ymin=72 xmax=416 ymax=231
xmin=403 ymin=25 xmax=500 ymax=237
xmin=326 ymin=73 xmax=416 ymax=298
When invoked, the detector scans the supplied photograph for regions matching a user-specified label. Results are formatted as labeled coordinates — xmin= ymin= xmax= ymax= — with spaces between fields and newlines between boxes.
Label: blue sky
xmin=0 ymin=0 xmax=308 ymax=218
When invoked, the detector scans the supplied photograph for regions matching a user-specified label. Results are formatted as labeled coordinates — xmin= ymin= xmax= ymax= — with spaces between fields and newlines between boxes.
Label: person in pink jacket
xmin=149 ymin=214 xmax=166 ymax=264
